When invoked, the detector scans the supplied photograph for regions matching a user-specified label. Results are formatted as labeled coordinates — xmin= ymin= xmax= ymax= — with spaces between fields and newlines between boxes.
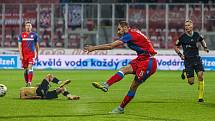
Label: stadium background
xmin=0 ymin=1 xmax=215 ymax=121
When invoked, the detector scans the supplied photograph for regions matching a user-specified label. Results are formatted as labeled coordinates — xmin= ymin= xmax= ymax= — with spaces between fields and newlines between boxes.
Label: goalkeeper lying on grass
xmin=20 ymin=74 xmax=80 ymax=100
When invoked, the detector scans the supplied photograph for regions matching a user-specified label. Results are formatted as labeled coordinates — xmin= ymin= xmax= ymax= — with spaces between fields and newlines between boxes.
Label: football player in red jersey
xmin=18 ymin=21 xmax=39 ymax=87
xmin=84 ymin=21 xmax=157 ymax=114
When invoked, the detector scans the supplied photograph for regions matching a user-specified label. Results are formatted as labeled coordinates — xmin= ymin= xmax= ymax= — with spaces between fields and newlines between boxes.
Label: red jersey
xmin=119 ymin=28 xmax=157 ymax=57
xmin=18 ymin=32 xmax=39 ymax=57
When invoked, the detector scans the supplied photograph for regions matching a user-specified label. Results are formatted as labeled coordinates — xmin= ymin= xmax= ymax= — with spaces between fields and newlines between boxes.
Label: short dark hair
xmin=118 ymin=21 xmax=129 ymax=27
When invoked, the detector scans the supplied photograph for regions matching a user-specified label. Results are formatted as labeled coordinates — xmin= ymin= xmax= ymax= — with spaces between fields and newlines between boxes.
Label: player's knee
xmin=59 ymin=87 xmax=65 ymax=93
xmin=198 ymin=76 xmax=203 ymax=81
xmin=56 ymin=87 xmax=65 ymax=93
xmin=130 ymin=82 xmax=140 ymax=90
xmin=120 ymin=66 xmax=132 ymax=75
xmin=188 ymin=80 xmax=194 ymax=85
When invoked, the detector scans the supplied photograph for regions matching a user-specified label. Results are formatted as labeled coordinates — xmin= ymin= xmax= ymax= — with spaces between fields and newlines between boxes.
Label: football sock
xmin=63 ymin=91 xmax=71 ymax=97
xmin=52 ymin=77 xmax=62 ymax=84
xmin=106 ymin=71 xmax=124 ymax=86
xmin=24 ymin=70 xmax=28 ymax=83
xmin=28 ymin=69 xmax=33 ymax=84
xmin=120 ymin=90 xmax=136 ymax=108
xmin=198 ymin=80 xmax=204 ymax=99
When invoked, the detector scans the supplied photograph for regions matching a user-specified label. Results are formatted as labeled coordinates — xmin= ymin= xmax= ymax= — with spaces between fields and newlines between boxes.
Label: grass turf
xmin=0 ymin=70 xmax=215 ymax=121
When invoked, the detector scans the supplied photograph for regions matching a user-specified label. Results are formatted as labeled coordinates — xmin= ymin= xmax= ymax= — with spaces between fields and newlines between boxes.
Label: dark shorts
xmin=36 ymin=79 xmax=58 ymax=99
xmin=45 ymin=90 xmax=58 ymax=99
xmin=184 ymin=56 xmax=204 ymax=78
xmin=36 ymin=88 xmax=58 ymax=99
xmin=129 ymin=56 xmax=157 ymax=83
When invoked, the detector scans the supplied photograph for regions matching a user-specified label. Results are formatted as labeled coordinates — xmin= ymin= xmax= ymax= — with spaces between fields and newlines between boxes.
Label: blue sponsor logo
xmin=0 ymin=56 xmax=18 ymax=68
xmin=202 ymin=57 xmax=215 ymax=70
xmin=34 ymin=58 xmax=131 ymax=70
xmin=157 ymin=59 xmax=184 ymax=66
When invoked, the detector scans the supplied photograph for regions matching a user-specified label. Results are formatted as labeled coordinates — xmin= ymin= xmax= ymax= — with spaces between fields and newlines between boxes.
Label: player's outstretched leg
xmin=92 ymin=71 xmax=124 ymax=92
xmin=92 ymin=65 xmax=133 ymax=92
xmin=58 ymin=87 xmax=80 ymax=100
xmin=92 ymin=82 xmax=109 ymax=92
xmin=60 ymin=80 xmax=71 ymax=87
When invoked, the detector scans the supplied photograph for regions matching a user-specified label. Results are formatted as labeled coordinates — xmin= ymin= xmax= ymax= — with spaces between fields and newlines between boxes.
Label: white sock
xmin=58 ymin=81 xmax=62 ymax=84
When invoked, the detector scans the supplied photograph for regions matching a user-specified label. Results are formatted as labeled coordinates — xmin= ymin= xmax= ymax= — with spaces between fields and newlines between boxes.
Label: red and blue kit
xmin=18 ymin=32 xmax=39 ymax=68
xmin=119 ymin=28 xmax=157 ymax=83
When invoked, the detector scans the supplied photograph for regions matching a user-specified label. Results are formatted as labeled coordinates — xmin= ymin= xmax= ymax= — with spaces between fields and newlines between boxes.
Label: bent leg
xmin=120 ymin=79 xmax=141 ymax=108
xmin=109 ymin=79 xmax=141 ymax=114
xmin=92 ymin=64 xmax=134 ymax=92
xmin=106 ymin=64 xmax=133 ymax=86
xmin=185 ymin=67 xmax=195 ymax=85
xmin=56 ymin=87 xmax=80 ymax=100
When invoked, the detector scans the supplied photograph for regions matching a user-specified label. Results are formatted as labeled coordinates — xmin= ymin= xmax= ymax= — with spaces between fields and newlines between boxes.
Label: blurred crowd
xmin=0 ymin=0 xmax=214 ymax=49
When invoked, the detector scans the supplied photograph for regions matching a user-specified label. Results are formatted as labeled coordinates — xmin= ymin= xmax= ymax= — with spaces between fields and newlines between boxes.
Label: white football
xmin=0 ymin=84 xmax=7 ymax=97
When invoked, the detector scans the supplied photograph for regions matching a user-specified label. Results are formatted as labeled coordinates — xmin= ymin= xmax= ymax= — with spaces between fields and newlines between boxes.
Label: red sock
xmin=28 ymin=70 xmax=33 ymax=83
xmin=106 ymin=71 xmax=124 ymax=86
xmin=24 ymin=70 xmax=28 ymax=83
xmin=120 ymin=90 xmax=135 ymax=108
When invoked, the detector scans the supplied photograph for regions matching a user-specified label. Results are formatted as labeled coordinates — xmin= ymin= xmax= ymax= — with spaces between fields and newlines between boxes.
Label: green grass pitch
xmin=0 ymin=70 xmax=215 ymax=121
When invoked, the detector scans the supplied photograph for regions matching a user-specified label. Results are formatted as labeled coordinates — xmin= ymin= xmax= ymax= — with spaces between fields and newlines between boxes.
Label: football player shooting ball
xmin=84 ymin=21 xmax=157 ymax=114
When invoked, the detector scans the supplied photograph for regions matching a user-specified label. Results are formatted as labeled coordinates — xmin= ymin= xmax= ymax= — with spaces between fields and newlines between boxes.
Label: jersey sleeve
xmin=34 ymin=33 xmax=39 ymax=43
xmin=197 ymin=33 xmax=204 ymax=42
xmin=119 ymin=33 xmax=132 ymax=43
xmin=18 ymin=34 xmax=22 ymax=43
xmin=175 ymin=37 xmax=181 ymax=46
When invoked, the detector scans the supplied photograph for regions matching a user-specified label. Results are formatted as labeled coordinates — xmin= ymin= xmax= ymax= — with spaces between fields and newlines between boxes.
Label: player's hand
xmin=35 ymin=52 xmax=39 ymax=60
xmin=204 ymin=48 xmax=209 ymax=53
xmin=112 ymin=36 xmax=119 ymax=40
xmin=180 ymin=55 xmax=185 ymax=60
xmin=84 ymin=45 xmax=95 ymax=54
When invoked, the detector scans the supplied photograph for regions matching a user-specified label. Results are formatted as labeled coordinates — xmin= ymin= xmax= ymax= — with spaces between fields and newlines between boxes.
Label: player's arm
xmin=20 ymin=90 xmax=41 ymax=99
xmin=18 ymin=43 xmax=23 ymax=59
xmin=18 ymin=35 xmax=23 ymax=60
xmin=84 ymin=40 xmax=124 ymax=53
xmin=84 ymin=33 xmax=131 ymax=53
xmin=35 ymin=42 xmax=39 ymax=59
xmin=200 ymin=39 xmax=209 ymax=53
xmin=34 ymin=34 xmax=40 ymax=59
xmin=174 ymin=40 xmax=185 ymax=60
xmin=198 ymin=34 xmax=209 ymax=53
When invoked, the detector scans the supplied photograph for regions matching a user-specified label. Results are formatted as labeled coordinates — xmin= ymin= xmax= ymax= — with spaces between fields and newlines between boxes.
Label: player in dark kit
xmin=20 ymin=74 xmax=80 ymax=100
xmin=174 ymin=20 xmax=209 ymax=102
xmin=84 ymin=21 xmax=157 ymax=114
xmin=18 ymin=21 xmax=39 ymax=87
